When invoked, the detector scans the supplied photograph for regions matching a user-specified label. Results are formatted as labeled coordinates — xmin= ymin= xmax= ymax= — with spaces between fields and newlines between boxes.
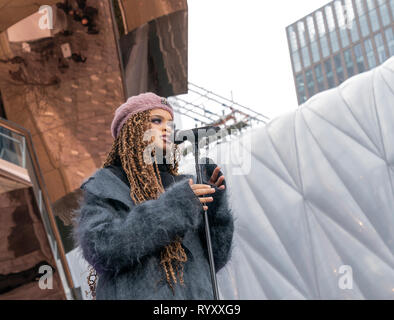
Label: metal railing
xmin=0 ymin=117 xmax=75 ymax=299
xmin=169 ymin=82 xmax=270 ymax=129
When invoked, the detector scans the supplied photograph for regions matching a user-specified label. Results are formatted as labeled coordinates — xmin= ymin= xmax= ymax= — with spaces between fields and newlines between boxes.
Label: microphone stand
xmin=193 ymin=140 xmax=220 ymax=300
xmin=175 ymin=125 xmax=221 ymax=299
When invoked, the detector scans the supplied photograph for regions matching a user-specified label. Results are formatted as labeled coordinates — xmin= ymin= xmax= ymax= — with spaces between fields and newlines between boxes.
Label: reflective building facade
xmin=286 ymin=0 xmax=394 ymax=104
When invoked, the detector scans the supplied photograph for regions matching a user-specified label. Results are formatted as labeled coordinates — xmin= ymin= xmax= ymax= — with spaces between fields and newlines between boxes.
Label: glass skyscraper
xmin=286 ymin=0 xmax=394 ymax=104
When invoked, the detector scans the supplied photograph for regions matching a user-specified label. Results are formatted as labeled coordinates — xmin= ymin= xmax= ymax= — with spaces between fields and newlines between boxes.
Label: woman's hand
xmin=188 ymin=179 xmax=216 ymax=211
xmin=208 ymin=166 xmax=226 ymax=190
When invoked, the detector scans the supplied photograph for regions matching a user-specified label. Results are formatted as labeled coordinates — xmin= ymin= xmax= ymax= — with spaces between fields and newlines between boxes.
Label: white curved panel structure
xmin=208 ymin=57 xmax=394 ymax=299
xmin=68 ymin=57 xmax=394 ymax=300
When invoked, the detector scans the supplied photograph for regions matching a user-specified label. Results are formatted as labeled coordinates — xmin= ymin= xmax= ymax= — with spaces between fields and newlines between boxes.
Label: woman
xmin=73 ymin=92 xmax=234 ymax=300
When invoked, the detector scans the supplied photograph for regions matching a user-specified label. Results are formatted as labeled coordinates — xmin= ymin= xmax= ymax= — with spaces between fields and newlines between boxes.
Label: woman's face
xmin=149 ymin=108 xmax=174 ymax=155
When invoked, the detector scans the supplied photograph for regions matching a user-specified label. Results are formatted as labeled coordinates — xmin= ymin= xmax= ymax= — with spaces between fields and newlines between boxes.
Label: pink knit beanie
xmin=110 ymin=92 xmax=174 ymax=139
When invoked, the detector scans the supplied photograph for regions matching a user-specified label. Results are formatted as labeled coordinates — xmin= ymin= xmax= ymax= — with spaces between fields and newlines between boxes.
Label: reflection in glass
xmin=316 ymin=11 xmax=326 ymax=36
xmin=311 ymin=41 xmax=320 ymax=63
xmin=302 ymin=47 xmax=311 ymax=68
xmin=307 ymin=16 xmax=317 ymax=41
xmin=288 ymin=26 xmax=298 ymax=52
xmin=296 ymin=74 xmax=307 ymax=104
xmin=344 ymin=48 xmax=354 ymax=77
xmin=374 ymin=33 xmax=387 ymax=63
xmin=379 ymin=4 xmax=391 ymax=27
xmin=325 ymin=5 xmax=336 ymax=31
xmin=364 ymin=38 xmax=377 ymax=68
xmin=366 ymin=0 xmax=376 ymax=10
xmin=334 ymin=0 xmax=346 ymax=26
xmin=343 ymin=0 xmax=359 ymax=42
xmin=369 ymin=9 xmax=380 ymax=32
xmin=359 ymin=15 xmax=370 ymax=37
xmin=355 ymin=0 xmax=365 ymax=15
xmin=384 ymin=27 xmax=394 ymax=56
xmin=292 ymin=51 xmax=302 ymax=72
xmin=324 ymin=59 xmax=335 ymax=88
xmin=354 ymin=43 xmax=366 ymax=72
xmin=314 ymin=64 xmax=325 ymax=91
xmin=298 ymin=21 xmax=307 ymax=47
xmin=391 ymin=0 xmax=394 ymax=16
xmin=321 ymin=35 xmax=330 ymax=58
xmin=334 ymin=53 xmax=345 ymax=83
xmin=340 ymin=28 xmax=350 ymax=48
xmin=334 ymin=1 xmax=350 ymax=47
xmin=306 ymin=69 xmax=315 ymax=96
xmin=350 ymin=20 xmax=360 ymax=42
xmin=330 ymin=31 xmax=340 ymax=52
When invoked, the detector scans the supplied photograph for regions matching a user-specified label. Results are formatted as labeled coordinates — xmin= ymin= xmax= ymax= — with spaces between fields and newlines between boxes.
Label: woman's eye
xmin=151 ymin=118 xmax=161 ymax=124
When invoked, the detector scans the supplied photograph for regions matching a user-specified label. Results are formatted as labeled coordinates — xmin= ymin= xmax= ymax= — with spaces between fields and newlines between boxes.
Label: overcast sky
xmin=182 ymin=0 xmax=331 ymax=127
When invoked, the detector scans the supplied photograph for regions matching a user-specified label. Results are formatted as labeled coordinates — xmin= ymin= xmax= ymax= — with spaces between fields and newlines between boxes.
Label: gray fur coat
xmin=72 ymin=161 xmax=234 ymax=300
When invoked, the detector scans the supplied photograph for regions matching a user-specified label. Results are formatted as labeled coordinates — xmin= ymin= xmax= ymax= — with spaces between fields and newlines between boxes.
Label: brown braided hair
xmin=86 ymin=110 xmax=188 ymax=299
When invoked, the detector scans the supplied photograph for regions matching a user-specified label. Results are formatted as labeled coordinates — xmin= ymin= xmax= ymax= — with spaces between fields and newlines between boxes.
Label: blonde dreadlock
xmin=87 ymin=110 xmax=188 ymax=298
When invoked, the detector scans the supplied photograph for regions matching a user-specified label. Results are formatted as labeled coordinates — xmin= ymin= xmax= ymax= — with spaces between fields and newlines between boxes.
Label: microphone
xmin=173 ymin=125 xmax=221 ymax=145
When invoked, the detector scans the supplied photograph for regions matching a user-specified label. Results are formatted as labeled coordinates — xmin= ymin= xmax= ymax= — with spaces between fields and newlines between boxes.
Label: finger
xmin=191 ymin=184 xmax=214 ymax=193
xmin=215 ymin=175 xmax=225 ymax=187
xmin=199 ymin=197 xmax=214 ymax=203
xmin=194 ymin=188 xmax=216 ymax=197
xmin=209 ymin=166 xmax=221 ymax=183
xmin=191 ymin=184 xmax=212 ymax=189
xmin=219 ymin=185 xmax=225 ymax=190
xmin=203 ymin=206 xmax=208 ymax=211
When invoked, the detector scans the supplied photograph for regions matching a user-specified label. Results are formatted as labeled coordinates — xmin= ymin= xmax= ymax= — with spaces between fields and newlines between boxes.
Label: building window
xmin=344 ymin=0 xmax=359 ymax=42
xmin=350 ymin=20 xmax=360 ymax=42
xmin=314 ymin=64 xmax=325 ymax=91
xmin=369 ymin=9 xmax=380 ymax=32
xmin=355 ymin=0 xmax=365 ymax=15
xmin=288 ymin=26 xmax=298 ymax=52
xmin=366 ymin=0 xmax=376 ymax=11
xmin=391 ymin=0 xmax=394 ymax=17
xmin=353 ymin=43 xmax=366 ymax=72
xmin=292 ymin=51 xmax=302 ymax=73
xmin=379 ymin=3 xmax=391 ymax=27
xmin=330 ymin=30 xmax=340 ymax=53
xmin=324 ymin=59 xmax=335 ymax=88
xmin=305 ymin=69 xmax=315 ymax=96
xmin=334 ymin=53 xmax=345 ymax=84
xmin=385 ymin=27 xmax=394 ymax=56
xmin=311 ymin=41 xmax=320 ymax=63
xmin=334 ymin=1 xmax=350 ymax=48
xmin=325 ymin=5 xmax=336 ymax=31
xmin=364 ymin=38 xmax=377 ymax=68
xmin=307 ymin=16 xmax=317 ymax=41
xmin=344 ymin=48 xmax=355 ymax=77
xmin=302 ymin=47 xmax=311 ymax=68
xmin=297 ymin=21 xmax=307 ymax=47
xmin=321 ymin=35 xmax=330 ymax=58
xmin=296 ymin=74 xmax=307 ymax=104
xmin=374 ymin=33 xmax=387 ymax=63
xmin=359 ymin=14 xmax=370 ymax=37
xmin=339 ymin=28 xmax=350 ymax=48
xmin=315 ymin=10 xmax=326 ymax=36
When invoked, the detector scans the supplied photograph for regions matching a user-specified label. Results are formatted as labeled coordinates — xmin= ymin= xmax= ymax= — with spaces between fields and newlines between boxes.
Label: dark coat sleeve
xmin=198 ymin=158 xmax=235 ymax=273
xmin=72 ymin=177 xmax=203 ymax=275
